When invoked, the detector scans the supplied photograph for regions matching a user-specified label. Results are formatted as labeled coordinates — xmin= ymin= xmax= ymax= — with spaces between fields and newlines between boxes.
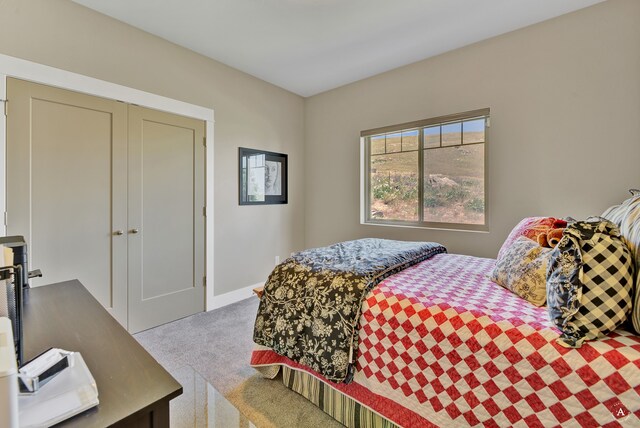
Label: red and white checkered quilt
xmin=252 ymin=254 xmax=640 ymax=427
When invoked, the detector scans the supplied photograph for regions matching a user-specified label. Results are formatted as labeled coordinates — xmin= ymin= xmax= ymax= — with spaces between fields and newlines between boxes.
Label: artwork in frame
xmin=239 ymin=147 xmax=288 ymax=205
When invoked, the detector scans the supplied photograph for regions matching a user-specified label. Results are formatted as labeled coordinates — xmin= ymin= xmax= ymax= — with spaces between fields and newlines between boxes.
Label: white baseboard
xmin=210 ymin=282 xmax=264 ymax=310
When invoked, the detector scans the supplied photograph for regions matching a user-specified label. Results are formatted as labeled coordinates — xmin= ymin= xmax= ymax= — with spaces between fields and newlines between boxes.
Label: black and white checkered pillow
xmin=547 ymin=220 xmax=634 ymax=347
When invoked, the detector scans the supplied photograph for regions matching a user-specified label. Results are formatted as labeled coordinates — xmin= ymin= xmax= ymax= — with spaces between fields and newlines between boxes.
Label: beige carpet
xmin=134 ymin=297 xmax=343 ymax=428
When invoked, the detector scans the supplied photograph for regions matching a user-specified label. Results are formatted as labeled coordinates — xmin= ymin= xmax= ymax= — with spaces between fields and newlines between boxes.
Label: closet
xmin=5 ymin=78 xmax=205 ymax=333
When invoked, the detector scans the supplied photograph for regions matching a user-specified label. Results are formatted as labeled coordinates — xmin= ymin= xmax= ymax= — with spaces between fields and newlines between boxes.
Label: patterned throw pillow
xmin=497 ymin=217 xmax=563 ymax=261
xmin=601 ymin=190 xmax=640 ymax=334
xmin=490 ymin=236 xmax=551 ymax=307
xmin=602 ymin=189 xmax=640 ymax=226
xmin=547 ymin=220 xmax=634 ymax=348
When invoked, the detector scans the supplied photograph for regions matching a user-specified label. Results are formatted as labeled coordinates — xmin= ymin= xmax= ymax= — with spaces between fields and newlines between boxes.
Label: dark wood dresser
xmin=22 ymin=280 xmax=182 ymax=427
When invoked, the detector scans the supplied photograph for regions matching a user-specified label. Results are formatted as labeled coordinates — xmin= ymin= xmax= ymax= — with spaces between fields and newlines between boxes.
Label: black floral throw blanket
xmin=253 ymin=238 xmax=446 ymax=383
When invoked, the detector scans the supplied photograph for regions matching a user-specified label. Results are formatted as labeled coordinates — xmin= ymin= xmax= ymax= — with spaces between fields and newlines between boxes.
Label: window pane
xmin=441 ymin=122 xmax=462 ymax=147
xmin=370 ymin=151 xmax=419 ymax=221
xmin=401 ymin=130 xmax=419 ymax=151
xmin=423 ymin=126 xmax=440 ymax=149
xmin=462 ymin=119 xmax=485 ymax=144
xmin=371 ymin=135 xmax=386 ymax=155
xmin=386 ymin=132 xmax=402 ymax=153
xmin=423 ymin=144 xmax=484 ymax=225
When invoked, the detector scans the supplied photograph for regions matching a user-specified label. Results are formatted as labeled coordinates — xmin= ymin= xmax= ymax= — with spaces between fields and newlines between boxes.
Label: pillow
xmin=490 ymin=236 xmax=551 ymax=307
xmin=547 ymin=219 xmax=634 ymax=348
xmin=601 ymin=190 xmax=640 ymax=334
xmin=602 ymin=189 xmax=640 ymax=227
xmin=497 ymin=217 xmax=563 ymax=261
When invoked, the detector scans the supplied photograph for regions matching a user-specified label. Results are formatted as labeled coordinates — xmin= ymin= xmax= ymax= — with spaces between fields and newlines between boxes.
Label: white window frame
xmin=360 ymin=108 xmax=490 ymax=232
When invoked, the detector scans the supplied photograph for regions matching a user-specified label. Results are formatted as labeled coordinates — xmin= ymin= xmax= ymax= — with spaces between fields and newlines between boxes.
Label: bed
xmin=251 ymin=197 xmax=640 ymax=427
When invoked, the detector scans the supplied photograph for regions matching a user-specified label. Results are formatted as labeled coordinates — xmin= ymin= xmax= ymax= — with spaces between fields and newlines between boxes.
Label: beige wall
xmin=304 ymin=0 xmax=640 ymax=258
xmin=0 ymin=0 xmax=637 ymax=296
xmin=0 ymin=0 xmax=305 ymax=295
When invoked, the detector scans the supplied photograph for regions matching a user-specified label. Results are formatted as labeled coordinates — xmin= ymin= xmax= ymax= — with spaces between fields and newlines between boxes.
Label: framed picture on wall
xmin=239 ymin=147 xmax=288 ymax=205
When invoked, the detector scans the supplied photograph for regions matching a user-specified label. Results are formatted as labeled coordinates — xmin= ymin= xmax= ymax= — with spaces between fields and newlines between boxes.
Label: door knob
xmin=113 ymin=230 xmax=124 ymax=236
xmin=129 ymin=228 xmax=140 ymax=234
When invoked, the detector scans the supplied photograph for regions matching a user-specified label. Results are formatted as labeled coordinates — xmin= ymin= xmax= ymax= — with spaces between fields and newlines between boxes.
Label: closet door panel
xmin=6 ymin=78 xmax=128 ymax=326
xmin=128 ymin=105 xmax=205 ymax=333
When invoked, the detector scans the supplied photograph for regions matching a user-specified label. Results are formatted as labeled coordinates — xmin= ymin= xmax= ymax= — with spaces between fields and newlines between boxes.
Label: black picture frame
xmin=239 ymin=147 xmax=288 ymax=205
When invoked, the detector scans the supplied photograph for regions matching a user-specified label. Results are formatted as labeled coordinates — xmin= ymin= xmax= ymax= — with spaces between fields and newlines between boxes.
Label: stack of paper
xmin=18 ymin=352 xmax=98 ymax=427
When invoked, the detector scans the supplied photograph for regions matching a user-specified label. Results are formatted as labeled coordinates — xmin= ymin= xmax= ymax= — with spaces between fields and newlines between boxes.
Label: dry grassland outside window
xmin=362 ymin=108 xmax=489 ymax=231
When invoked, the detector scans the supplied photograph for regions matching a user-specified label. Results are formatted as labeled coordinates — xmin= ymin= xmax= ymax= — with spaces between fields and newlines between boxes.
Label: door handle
xmin=113 ymin=230 xmax=124 ymax=236
xmin=129 ymin=228 xmax=140 ymax=234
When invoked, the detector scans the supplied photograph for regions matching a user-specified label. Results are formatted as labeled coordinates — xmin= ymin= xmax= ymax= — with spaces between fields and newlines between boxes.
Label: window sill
xmin=362 ymin=220 xmax=489 ymax=233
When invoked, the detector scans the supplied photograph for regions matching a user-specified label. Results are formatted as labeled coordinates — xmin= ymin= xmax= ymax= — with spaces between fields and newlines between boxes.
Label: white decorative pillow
xmin=602 ymin=190 xmax=640 ymax=334
xmin=490 ymin=236 xmax=551 ymax=307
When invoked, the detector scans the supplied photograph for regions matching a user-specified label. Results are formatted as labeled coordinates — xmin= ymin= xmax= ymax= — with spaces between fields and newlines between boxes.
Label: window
xmin=362 ymin=108 xmax=489 ymax=231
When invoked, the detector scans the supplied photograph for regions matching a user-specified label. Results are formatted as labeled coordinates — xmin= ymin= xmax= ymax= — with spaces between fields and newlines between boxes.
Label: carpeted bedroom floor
xmin=134 ymin=297 xmax=343 ymax=428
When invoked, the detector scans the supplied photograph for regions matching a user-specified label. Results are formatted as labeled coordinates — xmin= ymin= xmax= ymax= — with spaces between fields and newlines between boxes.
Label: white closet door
xmin=6 ymin=77 xmax=128 ymax=326
xmin=127 ymin=105 xmax=205 ymax=333
xmin=6 ymin=78 xmax=206 ymax=332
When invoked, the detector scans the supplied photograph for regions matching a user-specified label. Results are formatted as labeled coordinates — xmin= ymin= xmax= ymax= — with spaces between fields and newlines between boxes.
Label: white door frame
xmin=0 ymin=53 xmax=216 ymax=311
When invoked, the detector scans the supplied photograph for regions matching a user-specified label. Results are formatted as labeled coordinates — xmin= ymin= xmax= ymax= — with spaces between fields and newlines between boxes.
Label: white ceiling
xmin=71 ymin=0 xmax=604 ymax=97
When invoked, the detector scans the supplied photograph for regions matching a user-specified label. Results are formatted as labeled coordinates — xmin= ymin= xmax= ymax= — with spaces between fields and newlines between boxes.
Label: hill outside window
xmin=361 ymin=108 xmax=489 ymax=231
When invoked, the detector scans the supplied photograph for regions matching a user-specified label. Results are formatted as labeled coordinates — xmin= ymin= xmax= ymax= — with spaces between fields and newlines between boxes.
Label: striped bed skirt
xmin=282 ymin=366 xmax=399 ymax=428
